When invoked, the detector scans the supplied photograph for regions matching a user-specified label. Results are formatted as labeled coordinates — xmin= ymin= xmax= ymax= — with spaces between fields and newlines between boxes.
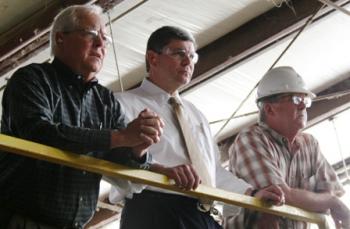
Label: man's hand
xmin=150 ymin=163 xmax=201 ymax=190
xmin=127 ymin=108 xmax=164 ymax=146
xmin=250 ymin=184 xmax=285 ymax=206
xmin=244 ymin=185 xmax=284 ymax=229
xmin=130 ymin=109 xmax=165 ymax=158
xmin=111 ymin=108 xmax=164 ymax=157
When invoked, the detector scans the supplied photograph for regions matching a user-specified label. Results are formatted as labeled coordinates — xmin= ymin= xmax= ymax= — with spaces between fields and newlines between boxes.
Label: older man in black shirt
xmin=0 ymin=4 xmax=163 ymax=229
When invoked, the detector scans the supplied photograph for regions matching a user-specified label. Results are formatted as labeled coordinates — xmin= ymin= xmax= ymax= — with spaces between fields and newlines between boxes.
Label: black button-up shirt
xmin=0 ymin=58 xmax=128 ymax=227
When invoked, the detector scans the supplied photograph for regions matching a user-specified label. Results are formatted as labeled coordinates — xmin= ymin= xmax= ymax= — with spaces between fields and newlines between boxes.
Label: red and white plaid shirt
xmin=224 ymin=122 xmax=344 ymax=229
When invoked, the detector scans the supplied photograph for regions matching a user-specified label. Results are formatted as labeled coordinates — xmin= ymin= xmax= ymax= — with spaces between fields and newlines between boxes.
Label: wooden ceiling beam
xmin=0 ymin=0 xmax=125 ymax=78
xmin=182 ymin=0 xmax=350 ymax=92
xmin=308 ymin=77 xmax=350 ymax=127
xmin=0 ymin=0 xmax=93 ymax=63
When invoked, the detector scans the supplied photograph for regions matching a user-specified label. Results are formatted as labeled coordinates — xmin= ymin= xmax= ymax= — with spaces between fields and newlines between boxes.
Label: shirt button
xmin=80 ymin=197 xmax=83 ymax=202
xmin=82 ymin=171 xmax=86 ymax=175
xmin=74 ymin=222 xmax=79 ymax=227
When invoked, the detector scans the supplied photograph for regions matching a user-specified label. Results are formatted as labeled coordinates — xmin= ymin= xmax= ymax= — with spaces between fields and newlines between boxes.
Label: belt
xmin=136 ymin=190 xmax=221 ymax=215
xmin=135 ymin=190 xmax=198 ymax=203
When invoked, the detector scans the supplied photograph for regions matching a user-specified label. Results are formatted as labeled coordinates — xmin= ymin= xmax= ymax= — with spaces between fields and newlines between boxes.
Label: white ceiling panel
xmin=102 ymin=0 xmax=280 ymax=91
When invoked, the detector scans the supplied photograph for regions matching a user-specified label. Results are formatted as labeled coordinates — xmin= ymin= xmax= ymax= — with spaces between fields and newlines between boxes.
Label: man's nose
xmin=298 ymin=101 xmax=306 ymax=110
xmin=94 ymin=35 xmax=104 ymax=46
xmin=181 ymin=54 xmax=192 ymax=65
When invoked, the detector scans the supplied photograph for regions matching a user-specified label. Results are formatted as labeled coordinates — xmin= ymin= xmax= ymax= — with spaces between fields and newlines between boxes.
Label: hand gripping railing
xmin=0 ymin=134 xmax=328 ymax=228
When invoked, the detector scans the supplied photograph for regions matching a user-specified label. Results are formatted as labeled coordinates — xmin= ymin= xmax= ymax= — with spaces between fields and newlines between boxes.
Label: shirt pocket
xmin=190 ymin=123 xmax=215 ymax=167
xmin=191 ymin=123 xmax=208 ymax=149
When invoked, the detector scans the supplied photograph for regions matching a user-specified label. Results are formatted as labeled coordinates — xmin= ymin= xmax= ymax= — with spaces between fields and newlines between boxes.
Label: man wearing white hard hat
xmin=224 ymin=66 xmax=350 ymax=228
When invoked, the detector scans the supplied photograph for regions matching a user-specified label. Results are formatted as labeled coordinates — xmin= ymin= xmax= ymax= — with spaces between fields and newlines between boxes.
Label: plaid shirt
xmin=0 ymin=58 xmax=129 ymax=228
xmin=224 ymin=122 xmax=344 ymax=229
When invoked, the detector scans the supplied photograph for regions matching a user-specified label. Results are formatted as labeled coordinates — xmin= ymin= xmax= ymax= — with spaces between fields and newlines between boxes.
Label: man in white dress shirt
xmin=109 ymin=26 xmax=284 ymax=229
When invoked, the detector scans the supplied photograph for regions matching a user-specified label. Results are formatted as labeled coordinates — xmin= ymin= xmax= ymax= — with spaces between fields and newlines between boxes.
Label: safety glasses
xmin=276 ymin=94 xmax=312 ymax=108
xmin=161 ymin=47 xmax=199 ymax=64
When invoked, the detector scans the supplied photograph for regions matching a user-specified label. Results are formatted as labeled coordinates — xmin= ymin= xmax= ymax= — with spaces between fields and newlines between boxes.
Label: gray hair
xmin=257 ymin=101 xmax=266 ymax=122
xmin=257 ymin=93 xmax=293 ymax=122
xmin=50 ymin=4 xmax=103 ymax=56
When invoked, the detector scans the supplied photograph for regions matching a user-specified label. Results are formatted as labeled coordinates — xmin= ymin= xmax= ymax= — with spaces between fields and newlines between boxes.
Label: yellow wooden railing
xmin=0 ymin=134 xmax=328 ymax=228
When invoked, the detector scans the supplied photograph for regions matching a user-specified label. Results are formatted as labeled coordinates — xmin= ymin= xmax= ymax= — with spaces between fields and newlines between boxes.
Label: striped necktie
xmin=169 ymin=96 xmax=213 ymax=211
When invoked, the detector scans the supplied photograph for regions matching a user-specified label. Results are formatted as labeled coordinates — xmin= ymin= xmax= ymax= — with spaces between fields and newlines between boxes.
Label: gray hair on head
xmin=257 ymin=100 xmax=266 ymax=122
xmin=50 ymin=4 xmax=103 ymax=56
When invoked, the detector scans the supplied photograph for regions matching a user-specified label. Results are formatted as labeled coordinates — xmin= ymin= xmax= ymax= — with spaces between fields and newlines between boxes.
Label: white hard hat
xmin=256 ymin=66 xmax=316 ymax=102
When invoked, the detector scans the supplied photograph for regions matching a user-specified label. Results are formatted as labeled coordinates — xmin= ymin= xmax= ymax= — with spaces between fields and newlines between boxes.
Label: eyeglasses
xmin=162 ymin=47 xmax=199 ymax=64
xmin=291 ymin=95 xmax=312 ymax=108
xmin=276 ymin=94 xmax=312 ymax=108
xmin=64 ymin=29 xmax=112 ymax=46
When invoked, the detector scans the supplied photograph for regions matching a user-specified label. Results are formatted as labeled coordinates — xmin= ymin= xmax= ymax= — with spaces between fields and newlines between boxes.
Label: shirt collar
xmin=258 ymin=121 xmax=301 ymax=149
xmin=52 ymin=58 xmax=98 ymax=90
xmin=140 ymin=78 xmax=182 ymax=105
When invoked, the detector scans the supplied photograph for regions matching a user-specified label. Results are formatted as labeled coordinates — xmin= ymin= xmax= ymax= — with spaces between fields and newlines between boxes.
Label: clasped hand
xmin=117 ymin=108 xmax=164 ymax=158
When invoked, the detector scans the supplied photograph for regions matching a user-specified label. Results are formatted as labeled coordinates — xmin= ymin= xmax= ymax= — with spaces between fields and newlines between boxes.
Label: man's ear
xmin=146 ymin=50 xmax=159 ymax=68
xmin=264 ymin=103 xmax=275 ymax=116
xmin=56 ymin=32 xmax=64 ymax=44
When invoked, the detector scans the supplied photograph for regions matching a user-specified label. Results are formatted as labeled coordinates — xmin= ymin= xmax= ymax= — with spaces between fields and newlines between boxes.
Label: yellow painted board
xmin=0 ymin=134 xmax=327 ymax=228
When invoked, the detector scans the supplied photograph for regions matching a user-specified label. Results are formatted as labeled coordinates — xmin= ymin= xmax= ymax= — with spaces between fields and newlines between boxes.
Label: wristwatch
xmin=127 ymin=151 xmax=152 ymax=170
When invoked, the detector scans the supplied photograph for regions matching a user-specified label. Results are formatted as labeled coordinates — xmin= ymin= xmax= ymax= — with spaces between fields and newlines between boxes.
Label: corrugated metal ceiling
xmin=184 ymin=3 xmax=350 ymax=140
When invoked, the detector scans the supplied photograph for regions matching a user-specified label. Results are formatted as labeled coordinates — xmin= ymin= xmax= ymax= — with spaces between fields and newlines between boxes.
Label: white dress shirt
xmin=107 ymin=79 xmax=250 ymax=211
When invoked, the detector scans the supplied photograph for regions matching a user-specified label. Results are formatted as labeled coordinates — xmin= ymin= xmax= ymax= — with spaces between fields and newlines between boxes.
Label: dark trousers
xmin=0 ymin=207 xmax=77 ymax=229
xmin=5 ymin=215 xmax=58 ymax=229
xmin=120 ymin=190 xmax=222 ymax=229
